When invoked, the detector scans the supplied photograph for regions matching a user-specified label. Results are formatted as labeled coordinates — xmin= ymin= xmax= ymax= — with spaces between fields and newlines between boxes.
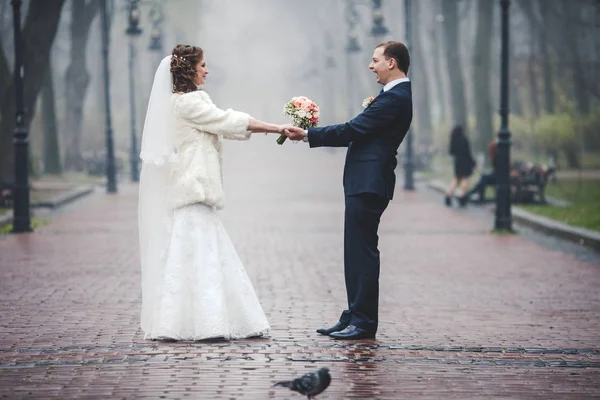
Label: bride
xmin=138 ymin=44 xmax=286 ymax=340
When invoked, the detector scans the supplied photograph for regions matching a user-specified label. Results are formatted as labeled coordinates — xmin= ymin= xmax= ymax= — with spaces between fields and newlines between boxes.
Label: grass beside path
xmin=519 ymin=179 xmax=600 ymax=232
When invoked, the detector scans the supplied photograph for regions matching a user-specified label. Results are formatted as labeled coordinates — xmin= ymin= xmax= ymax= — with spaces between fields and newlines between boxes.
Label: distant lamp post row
xmin=370 ymin=0 xmax=389 ymax=38
xmin=345 ymin=0 xmax=361 ymax=120
xmin=344 ymin=0 xmax=391 ymax=117
xmin=148 ymin=3 xmax=164 ymax=53
xmin=125 ymin=0 xmax=142 ymax=183
xmin=124 ymin=0 xmax=164 ymax=183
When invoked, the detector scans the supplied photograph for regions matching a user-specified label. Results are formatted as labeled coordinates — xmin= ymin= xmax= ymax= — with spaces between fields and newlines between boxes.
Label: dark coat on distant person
xmin=449 ymin=125 xmax=475 ymax=179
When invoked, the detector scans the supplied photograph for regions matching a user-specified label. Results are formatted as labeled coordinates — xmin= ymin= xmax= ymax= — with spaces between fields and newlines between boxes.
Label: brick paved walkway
xmin=1 ymin=137 xmax=599 ymax=399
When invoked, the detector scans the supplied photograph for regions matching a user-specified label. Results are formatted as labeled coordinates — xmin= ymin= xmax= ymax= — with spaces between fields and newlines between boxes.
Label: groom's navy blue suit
xmin=307 ymin=81 xmax=412 ymax=334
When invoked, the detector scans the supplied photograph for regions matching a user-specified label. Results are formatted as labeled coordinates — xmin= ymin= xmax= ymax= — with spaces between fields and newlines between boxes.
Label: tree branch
xmin=0 ymin=31 xmax=12 ymax=120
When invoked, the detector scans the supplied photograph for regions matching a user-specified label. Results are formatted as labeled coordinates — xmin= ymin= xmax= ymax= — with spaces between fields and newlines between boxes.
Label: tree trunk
xmin=431 ymin=0 xmax=452 ymax=123
xmin=538 ymin=2 xmax=555 ymax=114
xmin=472 ymin=0 xmax=494 ymax=156
xmin=526 ymin=24 xmax=541 ymax=118
xmin=412 ymin=0 xmax=432 ymax=148
xmin=563 ymin=145 xmax=581 ymax=169
xmin=63 ymin=0 xmax=99 ymax=171
xmin=0 ymin=0 xmax=66 ymax=182
xmin=42 ymin=61 xmax=61 ymax=175
xmin=561 ymin=1 xmax=590 ymax=116
xmin=442 ymin=0 xmax=467 ymax=130
xmin=517 ymin=0 xmax=555 ymax=115
xmin=509 ymin=44 xmax=524 ymax=116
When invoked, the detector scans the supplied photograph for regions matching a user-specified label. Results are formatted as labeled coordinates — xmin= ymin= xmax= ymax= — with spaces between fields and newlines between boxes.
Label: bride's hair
xmin=170 ymin=44 xmax=204 ymax=93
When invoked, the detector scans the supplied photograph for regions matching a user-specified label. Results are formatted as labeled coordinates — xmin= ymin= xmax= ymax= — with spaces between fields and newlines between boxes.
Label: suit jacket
xmin=307 ymin=82 xmax=412 ymax=200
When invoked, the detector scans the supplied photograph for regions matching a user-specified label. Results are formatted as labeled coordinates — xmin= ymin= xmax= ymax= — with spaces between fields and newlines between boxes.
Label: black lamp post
xmin=101 ymin=0 xmax=117 ymax=193
xmin=148 ymin=27 xmax=162 ymax=52
xmin=345 ymin=1 xmax=361 ymax=120
xmin=126 ymin=0 xmax=142 ymax=183
xmin=494 ymin=0 xmax=512 ymax=231
xmin=10 ymin=0 xmax=31 ymax=233
xmin=403 ymin=0 xmax=415 ymax=190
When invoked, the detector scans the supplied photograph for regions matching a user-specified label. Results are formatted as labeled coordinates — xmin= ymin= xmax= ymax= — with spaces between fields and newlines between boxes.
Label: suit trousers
xmin=339 ymin=193 xmax=389 ymax=333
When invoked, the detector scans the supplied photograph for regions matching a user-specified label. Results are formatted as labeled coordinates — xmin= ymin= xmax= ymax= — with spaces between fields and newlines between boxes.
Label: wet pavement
xmin=1 ymin=138 xmax=599 ymax=399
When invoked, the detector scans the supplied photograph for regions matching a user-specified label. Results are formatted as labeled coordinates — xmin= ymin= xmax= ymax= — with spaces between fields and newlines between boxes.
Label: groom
xmin=284 ymin=41 xmax=412 ymax=340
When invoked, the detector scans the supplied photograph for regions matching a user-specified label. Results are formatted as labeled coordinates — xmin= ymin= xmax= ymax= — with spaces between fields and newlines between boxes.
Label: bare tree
xmin=537 ymin=1 xmax=555 ymax=114
xmin=0 ymin=0 xmax=66 ymax=182
xmin=42 ymin=60 xmax=61 ymax=174
xmin=441 ymin=0 xmax=468 ymax=130
xmin=412 ymin=0 xmax=433 ymax=148
xmin=561 ymin=0 xmax=590 ymax=115
xmin=526 ymin=24 xmax=540 ymax=118
xmin=63 ymin=0 xmax=99 ymax=171
xmin=519 ymin=0 xmax=556 ymax=114
xmin=472 ymin=0 xmax=495 ymax=154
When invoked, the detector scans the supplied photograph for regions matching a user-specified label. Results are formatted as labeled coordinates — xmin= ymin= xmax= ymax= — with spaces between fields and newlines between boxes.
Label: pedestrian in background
xmin=445 ymin=125 xmax=476 ymax=207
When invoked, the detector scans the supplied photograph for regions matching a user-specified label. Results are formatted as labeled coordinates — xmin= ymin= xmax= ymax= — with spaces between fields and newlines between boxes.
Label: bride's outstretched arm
xmin=247 ymin=119 xmax=285 ymax=134
xmin=173 ymin=93 xmax=287 ymax=139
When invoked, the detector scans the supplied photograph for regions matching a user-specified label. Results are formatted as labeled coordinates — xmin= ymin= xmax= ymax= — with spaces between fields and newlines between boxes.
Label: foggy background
xmin=0 ymin=0 xmax=599 ymax=182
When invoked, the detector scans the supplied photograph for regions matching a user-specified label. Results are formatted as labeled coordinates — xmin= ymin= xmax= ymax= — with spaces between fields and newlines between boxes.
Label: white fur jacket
xmin=169 ymin=90 xmax=251 ymax=210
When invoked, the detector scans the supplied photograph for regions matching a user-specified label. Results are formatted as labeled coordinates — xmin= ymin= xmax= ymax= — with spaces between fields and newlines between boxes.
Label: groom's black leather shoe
xmin=329 ymin=325 xmax=375 ymax=340
xmin=316 ymin=321 xmax=348 ymax=336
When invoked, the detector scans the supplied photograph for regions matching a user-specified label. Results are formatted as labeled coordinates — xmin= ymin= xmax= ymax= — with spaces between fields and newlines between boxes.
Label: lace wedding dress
xmin=144 ymin=203 xmax=270 ymax=341
xmin=138 ymin=56 xmax=269 ymax=341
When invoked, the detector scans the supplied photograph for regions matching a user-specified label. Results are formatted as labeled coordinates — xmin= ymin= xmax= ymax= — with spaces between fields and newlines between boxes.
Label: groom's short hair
xmin=377 ymin=41 xmax=410 ymax=74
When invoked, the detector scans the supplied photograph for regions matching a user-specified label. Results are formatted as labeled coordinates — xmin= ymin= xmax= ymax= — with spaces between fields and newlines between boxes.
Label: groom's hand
xmin=284 ymin=126 xmax=305 ymax=141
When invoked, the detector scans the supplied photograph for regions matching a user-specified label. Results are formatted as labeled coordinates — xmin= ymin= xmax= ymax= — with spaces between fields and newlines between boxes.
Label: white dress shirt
xmin=383 ymin=77 xmax=410 ymax=92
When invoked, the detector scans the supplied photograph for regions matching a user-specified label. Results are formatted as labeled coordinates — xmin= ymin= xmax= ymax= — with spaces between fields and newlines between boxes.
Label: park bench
xmin=510 ymin=161 xmax=555 ymax=204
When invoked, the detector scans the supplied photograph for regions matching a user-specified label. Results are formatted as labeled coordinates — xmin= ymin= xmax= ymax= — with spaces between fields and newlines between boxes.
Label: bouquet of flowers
xmin=277 ymin=96 xmax=320 ymax=145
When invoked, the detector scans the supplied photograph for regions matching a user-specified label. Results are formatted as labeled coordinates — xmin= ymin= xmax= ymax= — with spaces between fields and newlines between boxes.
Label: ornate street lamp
xmin=494 ymin=0 xmax=512 ymax=231
xmin=148 ymin=27 xmax=162 ymax=52
xmin=148 ymin=3 xmax=164 ymax=53
xmin=403 ymin=0 xmax=415 ymax=190
xmin=10 ymin=0 xmax=31 ymax=232
xmin=125 ymin=0 xmax=142 ymax=183
xmin=370 ymin=0 xmax=389 ymax=38
xmin=100 ymin=0 xmax=117 ymax=193
xmin=345 ymin=33 xmax=362 ymax=54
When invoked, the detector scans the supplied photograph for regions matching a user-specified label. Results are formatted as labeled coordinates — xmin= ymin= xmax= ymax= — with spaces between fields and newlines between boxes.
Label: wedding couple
xmin=138 ymin=42 xmax=412 ymax=341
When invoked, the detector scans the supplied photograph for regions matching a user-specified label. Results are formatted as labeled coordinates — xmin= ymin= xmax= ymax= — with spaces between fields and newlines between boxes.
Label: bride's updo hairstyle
xmin=170 ymin=44 xmax=204 ymax=93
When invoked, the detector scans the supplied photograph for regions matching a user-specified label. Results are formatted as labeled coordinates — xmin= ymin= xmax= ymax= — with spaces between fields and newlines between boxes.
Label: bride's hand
xmin=277 ymin=124 xmax=294 ymax=134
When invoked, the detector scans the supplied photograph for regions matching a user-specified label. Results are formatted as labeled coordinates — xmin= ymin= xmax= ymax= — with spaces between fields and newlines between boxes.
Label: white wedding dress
xmin=144 ymin=203 xmax=270 ymax=340
xmin=138 ymin=56 xmax=269 ymax=341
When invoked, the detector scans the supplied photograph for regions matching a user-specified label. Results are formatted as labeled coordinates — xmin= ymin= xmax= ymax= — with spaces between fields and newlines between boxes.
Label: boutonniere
xmin=362 ymin=96 xmax=375 ymax=108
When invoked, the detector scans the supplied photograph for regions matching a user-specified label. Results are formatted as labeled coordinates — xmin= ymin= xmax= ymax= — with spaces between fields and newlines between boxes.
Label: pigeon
xmin=273 ymin=367 xmax=331 ymax=399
